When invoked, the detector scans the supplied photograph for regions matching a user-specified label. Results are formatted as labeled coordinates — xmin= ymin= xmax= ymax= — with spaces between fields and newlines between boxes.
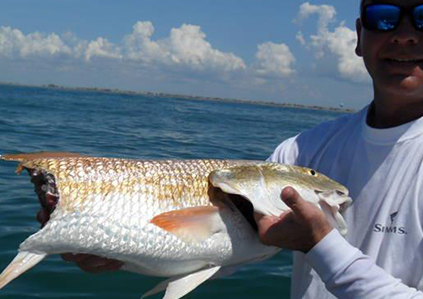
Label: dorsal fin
xmin=0 ymin=152 xmax=85 ymax=162
xmin=0 ymin=152 xmax=87 ymax=174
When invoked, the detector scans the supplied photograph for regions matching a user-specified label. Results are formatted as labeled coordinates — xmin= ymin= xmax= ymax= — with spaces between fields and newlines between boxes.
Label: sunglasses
xmin=361 ymin=3 xmax=423 ymax=31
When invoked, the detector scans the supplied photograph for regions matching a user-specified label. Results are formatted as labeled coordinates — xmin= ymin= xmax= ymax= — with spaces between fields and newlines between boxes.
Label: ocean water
xmin=0 ymin=84 xmax=344 ymax=299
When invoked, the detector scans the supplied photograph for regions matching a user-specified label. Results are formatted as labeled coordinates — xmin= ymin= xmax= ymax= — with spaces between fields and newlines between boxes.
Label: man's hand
xmin=256 ymin=186 xmax=333 ymax=253
xmin=61 ymin=253 xmax=124 ymax=274
xmin=36 ymin=205 xmax=124 ymax=273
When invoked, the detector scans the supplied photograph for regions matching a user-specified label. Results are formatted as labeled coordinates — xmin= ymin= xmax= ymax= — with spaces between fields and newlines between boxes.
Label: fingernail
xmin=282 ymin=187 xmax=293 ymax=198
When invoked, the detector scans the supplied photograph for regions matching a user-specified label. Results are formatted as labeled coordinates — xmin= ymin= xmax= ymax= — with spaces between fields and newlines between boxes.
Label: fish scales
xmin=16 ymin=157 xmax=257 ymax=275
xmin=22 ymin=158 xmax=235 ymax=211
xmin=0 ymin=153 xmax=352 ymax=299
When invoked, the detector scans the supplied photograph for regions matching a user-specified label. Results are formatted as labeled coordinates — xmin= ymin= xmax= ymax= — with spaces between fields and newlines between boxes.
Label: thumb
xmin=281 ymin=186 xmax=309 ymax=217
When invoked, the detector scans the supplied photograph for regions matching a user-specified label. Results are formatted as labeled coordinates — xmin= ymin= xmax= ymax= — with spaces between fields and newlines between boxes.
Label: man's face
xmin=356 ymin=0 xmax=423 ymax=98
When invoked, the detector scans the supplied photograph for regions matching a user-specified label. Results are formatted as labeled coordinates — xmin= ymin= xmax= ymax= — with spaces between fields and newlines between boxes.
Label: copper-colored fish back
xmin=0 ymin=152 xmax=85 ymax=174
xmin=0 ymin=152 xmax=84 ymax=162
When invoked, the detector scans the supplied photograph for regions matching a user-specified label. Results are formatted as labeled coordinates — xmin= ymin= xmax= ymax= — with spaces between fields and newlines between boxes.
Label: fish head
xmin=209 ymin=162 xmax=352 ymax=235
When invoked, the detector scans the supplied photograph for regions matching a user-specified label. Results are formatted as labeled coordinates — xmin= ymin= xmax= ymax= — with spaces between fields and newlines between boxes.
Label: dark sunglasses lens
xmin=413 ymin=5 xmax=423 ymax=30
xmin=365 ymin=5 xmax=400 ymax=31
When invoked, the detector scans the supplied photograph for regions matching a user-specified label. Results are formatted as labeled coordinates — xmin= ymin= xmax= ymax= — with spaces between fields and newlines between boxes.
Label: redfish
xmin=0 ymin=152 xmax=351 ymax=299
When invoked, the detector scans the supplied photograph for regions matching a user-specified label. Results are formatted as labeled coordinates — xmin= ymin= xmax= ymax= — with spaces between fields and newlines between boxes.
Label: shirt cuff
xmin=305 ymin=229 xmax=360 ymax=282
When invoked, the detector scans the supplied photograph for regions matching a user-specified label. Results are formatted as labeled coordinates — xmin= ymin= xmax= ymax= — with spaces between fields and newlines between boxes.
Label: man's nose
xmin=390 ymin=16 xmax=420 ymax=45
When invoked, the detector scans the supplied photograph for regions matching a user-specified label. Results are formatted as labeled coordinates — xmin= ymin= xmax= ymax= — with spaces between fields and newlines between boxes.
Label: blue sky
xmin=0 ymin=0 xmax=372 ymax=109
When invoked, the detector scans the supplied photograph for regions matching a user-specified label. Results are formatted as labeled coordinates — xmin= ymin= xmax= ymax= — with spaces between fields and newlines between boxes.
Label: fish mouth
xmin=208 ymin=186 xmax=258 ymax=232
xmin=314 ymin=189 xmax=351 ymax=212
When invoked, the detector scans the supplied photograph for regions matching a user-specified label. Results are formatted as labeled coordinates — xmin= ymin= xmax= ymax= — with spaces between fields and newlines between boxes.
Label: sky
xmin=0 ymin=0 xmax=373 ymax=109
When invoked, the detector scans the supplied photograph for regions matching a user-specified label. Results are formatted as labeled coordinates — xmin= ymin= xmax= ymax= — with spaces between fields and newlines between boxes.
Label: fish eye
xmin=309 ymin=169 xmax=316 ymax=176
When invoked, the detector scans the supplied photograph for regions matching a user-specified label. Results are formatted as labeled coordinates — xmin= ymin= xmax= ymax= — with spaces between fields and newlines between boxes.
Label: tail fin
xmin=0 ymin=251 xmax=46 ymax=290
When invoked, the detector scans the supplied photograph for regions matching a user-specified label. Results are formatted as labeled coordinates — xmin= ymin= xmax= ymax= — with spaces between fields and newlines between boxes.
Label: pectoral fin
xmin=150 ymin=206 xmax=225 ymax=244
xmin=0 ymin=251 xmax=46 ymax=290
xmin=142 ymin=266 xmax=221 ymax=299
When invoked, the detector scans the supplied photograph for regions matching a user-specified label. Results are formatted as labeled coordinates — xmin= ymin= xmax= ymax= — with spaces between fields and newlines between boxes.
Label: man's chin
xmin=399 ymin=75 xmax=423 ymax=91
xmin=378 ymin=74 xmax=423 ymax=97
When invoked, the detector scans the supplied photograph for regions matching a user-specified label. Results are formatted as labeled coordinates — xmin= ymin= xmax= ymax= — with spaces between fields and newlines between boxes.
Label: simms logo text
xmin=373 ymin=211 xmax=407 ymax=235
xmin=373 ymin=224 xmax=407 ymax=234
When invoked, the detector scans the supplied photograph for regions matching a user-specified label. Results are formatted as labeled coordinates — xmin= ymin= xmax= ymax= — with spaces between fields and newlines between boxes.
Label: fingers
xmin=61 ymin=253 xmax=92 ymax=263
xmin=255 ymin=211 xmax=293 ymax=246
xmin=36 ymin=208 xmax=50 ymax=227
xmin=45 ymin=193 xmax=58 ymax=213
xmin=281 ymin=186 xmax=311 ymax=219
xmin=255 ymin=214 xmax=279 ymax=231
xmin=76 ymin=257 xmax=123 ymax=274
xmin=253 ymin=212 xmax=279 ymax=225
xmin=255 ymin=186 xmax=334 ymax=252
xmin=281 ymin=186 xmax=300 ymax=208
xmin=281 ymin=187 xmax=331 ymax=223
xmin=61 ymin=254 xmax=124 ymax=274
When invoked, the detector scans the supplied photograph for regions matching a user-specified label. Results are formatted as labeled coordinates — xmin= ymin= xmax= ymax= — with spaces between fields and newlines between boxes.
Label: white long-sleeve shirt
xmin=268 ymin=105 xmax=423 ymax=299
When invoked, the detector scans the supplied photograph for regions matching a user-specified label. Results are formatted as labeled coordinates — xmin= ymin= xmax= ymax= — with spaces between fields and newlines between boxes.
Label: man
xmin=258 ymin=0 xmax=423 ymax=297
xmin=38 ymin=0 xmax=423 ymax=297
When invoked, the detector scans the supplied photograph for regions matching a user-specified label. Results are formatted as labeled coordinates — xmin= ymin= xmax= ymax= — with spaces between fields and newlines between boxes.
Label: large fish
xmin=0 ymin=152 xmax=352 ymax=299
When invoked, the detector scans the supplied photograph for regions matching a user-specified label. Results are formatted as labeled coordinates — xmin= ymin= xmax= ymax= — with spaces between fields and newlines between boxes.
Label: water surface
xmin=0 ymin=85 xmax=344 ymax=299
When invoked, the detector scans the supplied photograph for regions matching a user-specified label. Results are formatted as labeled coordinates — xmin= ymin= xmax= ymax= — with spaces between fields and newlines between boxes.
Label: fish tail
xmin=0 ymin=251 xmax=46 ymax=290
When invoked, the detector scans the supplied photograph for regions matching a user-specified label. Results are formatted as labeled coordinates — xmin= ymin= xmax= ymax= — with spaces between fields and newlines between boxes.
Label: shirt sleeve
xmin=306 ymin=230 xmax=423 ymax=299
xmin=267 ymin=135 xmax=299 ymax=164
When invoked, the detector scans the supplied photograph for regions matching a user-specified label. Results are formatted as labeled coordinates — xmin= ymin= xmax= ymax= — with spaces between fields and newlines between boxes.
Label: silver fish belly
xmin=0 ymin=152 xmax=351 ymax=299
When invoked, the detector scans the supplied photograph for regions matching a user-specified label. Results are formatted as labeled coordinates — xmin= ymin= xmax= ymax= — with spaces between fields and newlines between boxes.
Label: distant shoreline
xmin=0 ymin=81 xmax=355 ymax=114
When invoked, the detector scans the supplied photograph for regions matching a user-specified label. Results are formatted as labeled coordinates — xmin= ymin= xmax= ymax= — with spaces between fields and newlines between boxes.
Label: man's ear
xmin=355 ymin=18 xmax=363 ymax=57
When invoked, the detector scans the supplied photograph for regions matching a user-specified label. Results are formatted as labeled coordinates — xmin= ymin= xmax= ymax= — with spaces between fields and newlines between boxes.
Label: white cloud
xmin=296 ymin=2 xmax=369 ymax=82
xmin=123 ymin=21 xmax=166 ymax=62
xmin=326 ymin=24 xmax=368 ymax=81
xmin=167 ymin=24 xmax=245 ymax=71
xmin=0 ymin=26 xmax=72 ymax=58
xmin=0 ymin=21 xmax=296 ymax=90
xmin=0 ymin=22 xmax=245 ymax=74
xmin=85 ymin=37 xmax=122 ymax=61
xmin=298 ymin=2 xmax=336 ymax=35
xmin=123 ymin=22 xmax=246 ymax=71
xmin=253 ymin=42 xmax=295 ymax=78
xmin=296 ymin=32 xmax=306 ymax=46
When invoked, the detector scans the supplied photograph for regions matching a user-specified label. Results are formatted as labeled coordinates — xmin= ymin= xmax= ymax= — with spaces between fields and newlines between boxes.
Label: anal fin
xmin=142 ymin=266 xmax=221 ymax=299
xmin=0 ymin=251 xmax=46 ymax=290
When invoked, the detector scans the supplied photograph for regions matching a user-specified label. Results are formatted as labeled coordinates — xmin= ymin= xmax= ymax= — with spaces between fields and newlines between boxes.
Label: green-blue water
xmin=0 ymin=84 xmax=343 ymax=299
